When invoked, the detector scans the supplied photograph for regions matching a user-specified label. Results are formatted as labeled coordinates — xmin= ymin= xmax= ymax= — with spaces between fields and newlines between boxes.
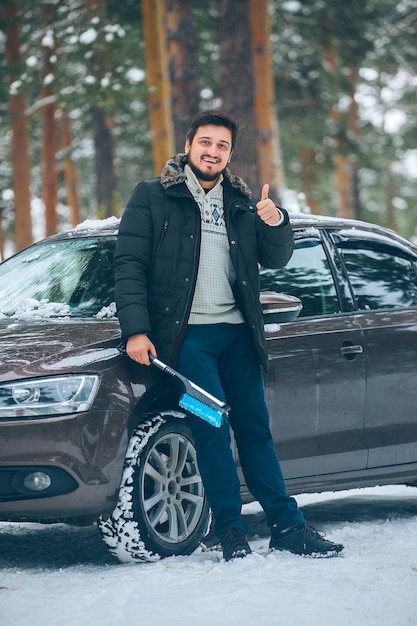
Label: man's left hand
xmin=256 ymin=184 xmax=282 ymax=225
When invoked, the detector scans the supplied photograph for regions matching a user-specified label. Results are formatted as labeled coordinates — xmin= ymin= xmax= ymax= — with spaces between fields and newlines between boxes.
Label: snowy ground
xmin=1 ymin=485 xmax=417 ymax=626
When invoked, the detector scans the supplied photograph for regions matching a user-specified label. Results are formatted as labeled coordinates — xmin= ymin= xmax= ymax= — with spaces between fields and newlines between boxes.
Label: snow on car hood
xmin=0 ymin=318 xmax=121 ymax=381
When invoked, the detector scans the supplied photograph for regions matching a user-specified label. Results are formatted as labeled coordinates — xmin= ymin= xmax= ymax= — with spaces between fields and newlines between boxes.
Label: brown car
xmin=1 ymin=214 xmax=417 ymax=562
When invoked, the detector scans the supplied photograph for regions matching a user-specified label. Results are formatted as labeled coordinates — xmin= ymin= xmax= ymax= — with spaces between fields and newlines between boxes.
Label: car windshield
xmin=0 ymin=237 xmax=116 ymax=319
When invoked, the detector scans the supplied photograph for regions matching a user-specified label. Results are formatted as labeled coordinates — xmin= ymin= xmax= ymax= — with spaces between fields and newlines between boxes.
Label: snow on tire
xmin=98 ymin=413 xmax=209 ymax=563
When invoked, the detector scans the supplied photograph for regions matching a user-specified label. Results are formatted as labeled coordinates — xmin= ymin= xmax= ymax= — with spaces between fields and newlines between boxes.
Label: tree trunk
xmin=61 ymin=109 xmax=81 ymax=227
xmin=334 ymin=64 xmax=361 ymax=220
xmin=142 ymin=0 xmax=175 ymax=173
xmin=91 ymin=106 xmax=116 ymax=218
xmin=41 ymin=2 xmax=58 ymax=236
xmin=323 ymin=22 xmax=359 ymax=220
xmin=167 ymin=0 xmax=199 ymax=152
xmin=300 ymin=146 xmax=321 ymax=214
xmin=219 ymin=0 xmax=259 ymax=194
xmin=0 ymin=210 xmax=4 ymax=261
xmin=386 ymin=162 xmax=396 ymax=231
xmin=3 ymin=1 xmax=33 ymax=252
xmin=250 ymin=0 xmax=284 ymax=204
xmin=85 ymin=0 xmax=117 ymax=216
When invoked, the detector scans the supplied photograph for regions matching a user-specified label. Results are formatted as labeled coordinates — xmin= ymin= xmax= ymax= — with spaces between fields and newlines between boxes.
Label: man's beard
xmin=187 ymin=157 xmax=226 ymax=183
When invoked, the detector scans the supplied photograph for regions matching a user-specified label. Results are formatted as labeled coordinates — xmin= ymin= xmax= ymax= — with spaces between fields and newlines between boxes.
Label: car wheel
xmin=98 ymin=413 xmax=210 ymax=562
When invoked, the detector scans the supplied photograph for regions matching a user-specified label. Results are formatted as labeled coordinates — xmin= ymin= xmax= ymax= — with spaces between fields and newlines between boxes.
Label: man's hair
xmin=186 ymin=110 xmax=239 ymax=150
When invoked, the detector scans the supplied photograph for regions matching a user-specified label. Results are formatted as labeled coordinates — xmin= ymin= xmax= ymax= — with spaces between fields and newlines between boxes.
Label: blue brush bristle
xmin=179 ymin=394 xmax=224 ymax=427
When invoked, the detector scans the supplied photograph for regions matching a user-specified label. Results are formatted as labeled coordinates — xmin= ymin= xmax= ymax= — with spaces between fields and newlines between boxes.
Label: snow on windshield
xmin=0 ymin=236 xmax=116 ymax=318
xmin=95 ymin=302 xmax=117 ymax=318
xmin=13 ymin=298 xmax=71 ymax=320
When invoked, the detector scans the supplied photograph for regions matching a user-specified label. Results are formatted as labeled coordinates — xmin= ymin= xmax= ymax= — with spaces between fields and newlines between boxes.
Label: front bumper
xmin=0 ymin=408 xmax=128 ymax=522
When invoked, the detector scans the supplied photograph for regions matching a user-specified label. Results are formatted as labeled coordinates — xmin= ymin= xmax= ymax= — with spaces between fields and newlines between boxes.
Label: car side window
xmin=335 ymin=234 xmax=417 ymax=310
xmin=260 ymin=237 xmax=340 ymax=318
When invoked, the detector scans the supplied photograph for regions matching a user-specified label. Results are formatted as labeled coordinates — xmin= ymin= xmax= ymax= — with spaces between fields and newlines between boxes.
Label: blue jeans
xmin=176 ymin=323 xmax=304 ymax=537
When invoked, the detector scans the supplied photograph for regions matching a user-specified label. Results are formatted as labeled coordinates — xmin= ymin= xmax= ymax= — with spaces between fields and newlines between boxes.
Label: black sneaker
xmin=220 ymin=528 xmax=251 ymax=561
xmin=270 ymin=523 xmax=344 ymax=557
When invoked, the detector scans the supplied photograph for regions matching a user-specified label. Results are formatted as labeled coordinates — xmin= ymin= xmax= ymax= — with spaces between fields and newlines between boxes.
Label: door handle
xmin=339 ymin=343 xmax=364 ymax=359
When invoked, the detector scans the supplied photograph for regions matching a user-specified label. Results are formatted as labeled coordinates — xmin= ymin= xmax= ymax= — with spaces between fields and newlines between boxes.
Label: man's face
xmin=185 ymin=124 xmax=233 ymax=188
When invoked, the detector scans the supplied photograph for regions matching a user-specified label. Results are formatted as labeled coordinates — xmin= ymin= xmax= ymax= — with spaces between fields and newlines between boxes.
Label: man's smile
xmin=201 ymin=156 xmax=219 ymax=164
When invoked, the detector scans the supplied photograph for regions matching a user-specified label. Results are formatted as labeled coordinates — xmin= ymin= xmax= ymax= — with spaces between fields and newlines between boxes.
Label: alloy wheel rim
xmin=141 ymin=432 xmax=205 ymax=544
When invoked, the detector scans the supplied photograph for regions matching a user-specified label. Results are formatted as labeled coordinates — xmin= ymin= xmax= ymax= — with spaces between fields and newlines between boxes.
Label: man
xmin=115 ymin=110 xmax=344 ymax=561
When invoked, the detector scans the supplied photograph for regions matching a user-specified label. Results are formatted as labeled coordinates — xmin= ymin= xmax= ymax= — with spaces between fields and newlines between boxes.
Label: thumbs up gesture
xmin=256 ymin=184 xmax=282 ymax=225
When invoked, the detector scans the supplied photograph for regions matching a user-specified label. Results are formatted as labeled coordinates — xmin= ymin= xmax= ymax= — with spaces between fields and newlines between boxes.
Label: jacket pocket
xmin=154 ymin=220 xmax=169 ymax=257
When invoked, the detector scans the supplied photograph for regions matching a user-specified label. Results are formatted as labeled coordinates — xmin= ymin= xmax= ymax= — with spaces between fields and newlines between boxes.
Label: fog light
xmin=23 ymin=471 xmax=52 ymax=492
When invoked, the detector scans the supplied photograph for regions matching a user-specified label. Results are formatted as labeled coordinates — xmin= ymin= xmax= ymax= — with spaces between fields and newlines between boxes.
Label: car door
xmin=260 ymin=228 xmax=367 ymax=481
xmin=332 ymin=227 xmax=417 ymax=470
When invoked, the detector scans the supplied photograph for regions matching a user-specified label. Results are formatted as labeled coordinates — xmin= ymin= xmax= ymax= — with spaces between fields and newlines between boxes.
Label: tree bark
xmin=91 ymin=106 xmax=116 ymax=218
xmin=61 ymin=109 xmax=81 ymax=227
xmin=386 ymin=162 xmax=396 ymax=231
xmin=3 ymin=0 xmax=33 ymax=252
xmin=300 ymin=146 xmax=321 ymax=214
xmin=85 ymin=0 xmax=117 ymax=216
xmin=41 ymin=2 xmax=58 ymax=236
xmin=0 ymin=207 xmax=4 ymax=260
xmin=167 ymin=0 xmax=199 ymax=152
xmin=250 ymin=0 xmax=284 ymax=203
xmin=219 ymin=0 xmax=259 ymax=194
xmin=142 ymin=0 xmax=175 ymax=173
xmin=322 ymin=20 xmax=359 ymax=220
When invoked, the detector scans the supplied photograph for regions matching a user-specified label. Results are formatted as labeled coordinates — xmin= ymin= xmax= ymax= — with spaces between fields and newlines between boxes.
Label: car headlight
xmin=0 ymin=375 xmax=100 ymax=418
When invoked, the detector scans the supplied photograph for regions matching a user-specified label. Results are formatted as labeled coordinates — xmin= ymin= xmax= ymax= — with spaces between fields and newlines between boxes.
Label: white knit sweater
xmin=184 ymin=165 xmax=245 ymax=325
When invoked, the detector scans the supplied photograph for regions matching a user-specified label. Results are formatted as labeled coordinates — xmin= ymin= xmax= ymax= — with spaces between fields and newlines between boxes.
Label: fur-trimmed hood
xmin=160 ymin=153 xmax=252 ymax=199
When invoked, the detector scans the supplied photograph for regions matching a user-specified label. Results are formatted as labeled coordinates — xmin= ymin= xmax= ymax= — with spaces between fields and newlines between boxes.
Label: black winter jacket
xmin=114 ymin=154 xmax=294 ymax=370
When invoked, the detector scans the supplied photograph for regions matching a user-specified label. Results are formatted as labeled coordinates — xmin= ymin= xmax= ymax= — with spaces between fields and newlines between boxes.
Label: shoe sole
xmin=270 ymin=546 xmax=344 ymax=558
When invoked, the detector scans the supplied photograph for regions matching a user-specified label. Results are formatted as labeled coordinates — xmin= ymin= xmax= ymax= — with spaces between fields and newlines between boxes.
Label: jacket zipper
xmin=226 ymin=198 xmax=258 ymax=315
xmin=171 ymin=209 xmax=201 ymax=364
xmin=155 ymin=219 xmax=169 ymax=257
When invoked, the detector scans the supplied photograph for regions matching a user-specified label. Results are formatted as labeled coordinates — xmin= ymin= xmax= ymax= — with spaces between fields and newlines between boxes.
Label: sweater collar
xmin=159 ymin=153 xmax=252 ymax=199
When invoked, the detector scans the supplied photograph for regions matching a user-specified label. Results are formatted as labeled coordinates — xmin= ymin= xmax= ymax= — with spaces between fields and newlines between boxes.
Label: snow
xmin=264 ymin=323 xmax=282 ymax=333
xmin=72 ymin=215 xmax=120 ymax=231
xmin=125 ymin=67 xmax=146 ymax=83
xmin=41 ymin=30 xmax=54 ymax=49
xmin=1 ymin=485 xmax=417 ymax=626
xmin=79 ymin=28 xmax=98 ymax=45
xmin=95 ymin=302 xmax=117 ymax=318
xmin=13 ymin=298 xmax=71 ymax=320
xmin=402 ymin=150 xmax=417 ymax=178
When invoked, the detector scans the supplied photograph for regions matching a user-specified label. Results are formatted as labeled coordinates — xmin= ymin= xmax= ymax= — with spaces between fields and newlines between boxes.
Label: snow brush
xmin=149 ymin=355 xmax=229 ymax=427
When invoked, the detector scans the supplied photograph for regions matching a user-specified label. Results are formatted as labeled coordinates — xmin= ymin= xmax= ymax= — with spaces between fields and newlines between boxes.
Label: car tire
xmin=97 ymin=413 xmax=210 ymax=562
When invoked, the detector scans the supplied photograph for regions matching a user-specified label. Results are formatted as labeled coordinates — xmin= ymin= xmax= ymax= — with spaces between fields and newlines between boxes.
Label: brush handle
xmin=149 ymin=354 xmax=182 ymax=378
xmin=149 ymin=354 xmax=227 ymax=410
xmin=149 ymin=354 xmax=197 ymax=391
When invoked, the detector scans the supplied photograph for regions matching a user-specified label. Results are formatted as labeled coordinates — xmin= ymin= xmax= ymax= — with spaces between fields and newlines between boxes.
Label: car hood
xmin=0 ymin=318 xmax=121 ymax=381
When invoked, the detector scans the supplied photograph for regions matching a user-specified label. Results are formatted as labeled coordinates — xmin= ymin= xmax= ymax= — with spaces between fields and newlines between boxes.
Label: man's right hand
xmin=126 ymin=334 xmax=156 ymax=365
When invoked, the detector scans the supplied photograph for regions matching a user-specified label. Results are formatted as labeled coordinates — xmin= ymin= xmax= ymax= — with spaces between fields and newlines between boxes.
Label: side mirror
xmin=260 ymin=291 xmax=303 ymax=323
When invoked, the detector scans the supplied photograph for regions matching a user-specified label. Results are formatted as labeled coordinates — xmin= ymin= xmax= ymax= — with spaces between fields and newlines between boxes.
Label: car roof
xmin=289 ymin=212 xmax=384 ymax=231
xmin=37 ymin=212 xmax=416 ymax=252
xmin=42 ymin=217 xmax=121 ymax=242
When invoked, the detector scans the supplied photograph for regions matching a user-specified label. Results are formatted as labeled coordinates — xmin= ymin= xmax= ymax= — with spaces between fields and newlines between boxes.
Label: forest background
xmin=0 ymin=0 xmax=416 ymax=259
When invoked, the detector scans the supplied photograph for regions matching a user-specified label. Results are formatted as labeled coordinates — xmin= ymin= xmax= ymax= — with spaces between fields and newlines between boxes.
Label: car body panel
xmin=0 ymin=407 xmax=128 ymax=518
xmin=262 ymin=313 xmax=367 ymax=479
xmin=0 ymin=319 xmax=121 ymax=379
xmin=1 ymin=214 xmax=417 ymax=525
xmin=357 ymin=310 xmax=417 ymax=468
